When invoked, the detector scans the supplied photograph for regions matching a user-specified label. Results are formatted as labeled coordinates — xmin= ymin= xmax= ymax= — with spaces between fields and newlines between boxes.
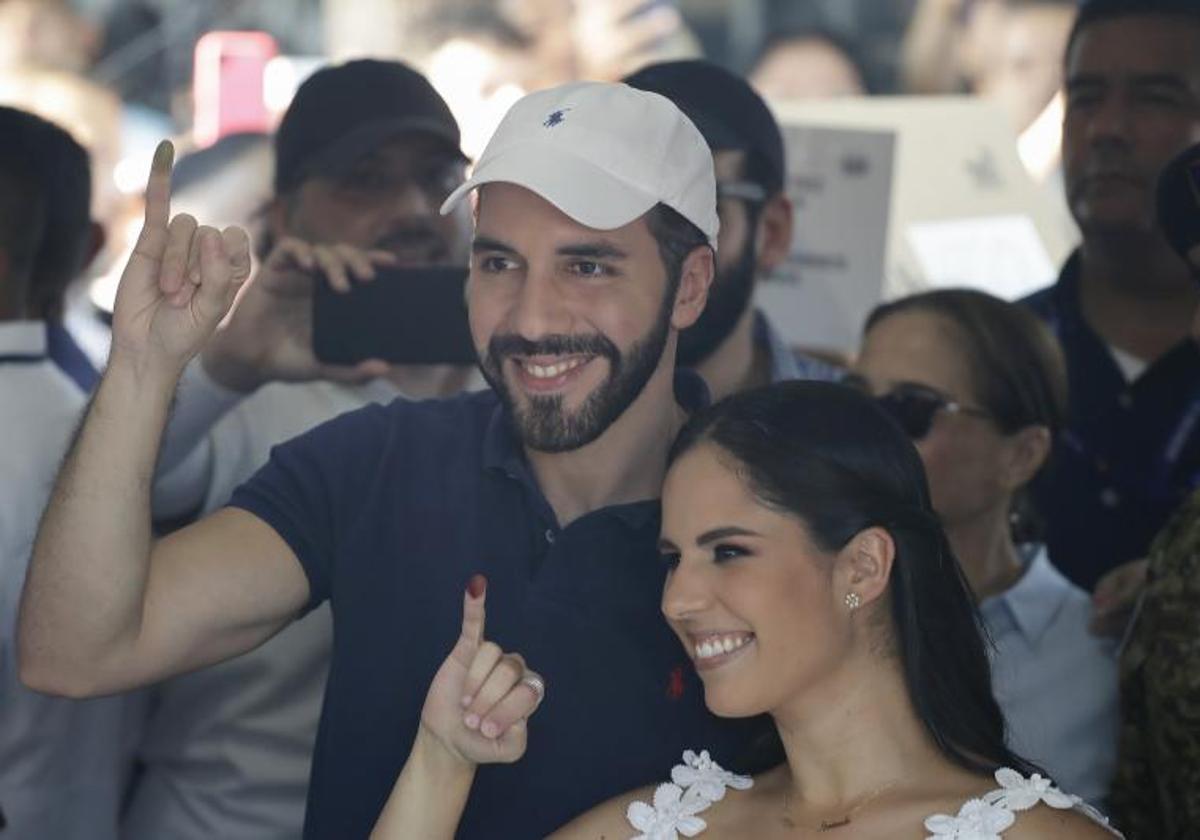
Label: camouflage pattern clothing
xmin=1110 ymin=488 xmax=1200 ymax=838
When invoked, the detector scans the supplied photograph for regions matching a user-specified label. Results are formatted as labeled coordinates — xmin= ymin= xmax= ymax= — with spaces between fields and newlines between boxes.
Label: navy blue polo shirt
xmin=229 ymin=374 xmax=764 ymax=838
xmin=1023 ymin=252 xmax=1200 ymax=590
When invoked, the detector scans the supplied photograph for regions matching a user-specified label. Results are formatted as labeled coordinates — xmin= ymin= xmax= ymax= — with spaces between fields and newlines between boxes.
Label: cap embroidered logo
xmin=543 ymin=108 xmax=570 ymax=128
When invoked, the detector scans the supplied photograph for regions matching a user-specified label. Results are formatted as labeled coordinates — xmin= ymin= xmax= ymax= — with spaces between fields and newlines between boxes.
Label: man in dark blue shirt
xmin=19 ymin=81 xmax=763 ymax=838
xmin=1022 ymin=0 xmax=1200 ymax=591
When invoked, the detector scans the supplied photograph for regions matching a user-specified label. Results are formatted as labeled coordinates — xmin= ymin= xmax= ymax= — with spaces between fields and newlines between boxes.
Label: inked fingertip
xmin=467 ymin=574 xmax=486 ymax=599
xmin=153 ymin=140 xmax=175 ymax=170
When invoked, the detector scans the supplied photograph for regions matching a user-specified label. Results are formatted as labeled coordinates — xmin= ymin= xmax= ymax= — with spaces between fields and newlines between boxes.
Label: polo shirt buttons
xmin=1117 ymin=391 xmax=1133 ymax=410
xmin=545 ymin=528 xmax=556 ymax=544
xmin=1100 ymin=488 xmax=1121 ymax=508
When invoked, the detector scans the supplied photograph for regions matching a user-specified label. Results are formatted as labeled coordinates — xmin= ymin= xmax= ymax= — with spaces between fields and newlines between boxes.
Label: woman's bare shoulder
xmin=547 ymin=783 xmax=655 ymax=840
xmin=1003 ymin=803 xmax=1122 ymax=840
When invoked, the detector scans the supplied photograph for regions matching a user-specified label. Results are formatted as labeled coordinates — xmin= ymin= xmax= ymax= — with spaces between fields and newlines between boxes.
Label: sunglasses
xmin=872 ymin=384 xmax=991 ymax=441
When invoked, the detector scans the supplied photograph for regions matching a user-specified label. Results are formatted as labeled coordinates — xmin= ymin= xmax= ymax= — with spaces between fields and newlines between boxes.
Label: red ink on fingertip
xmin=467 ymin=574 xmax=486 ymax=599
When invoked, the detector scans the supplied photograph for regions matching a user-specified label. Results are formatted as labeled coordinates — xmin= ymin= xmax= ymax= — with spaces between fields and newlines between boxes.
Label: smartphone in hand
xmin=312 ymin=265 xmax=477 ymax=366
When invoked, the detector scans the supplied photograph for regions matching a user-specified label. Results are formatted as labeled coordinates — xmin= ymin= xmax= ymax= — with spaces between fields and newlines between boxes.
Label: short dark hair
xmin=25 ymin=116 xmax=93 ymax=320
xmin=645 ymin=203 xmax=710 ymax=295
xmin=0 ymin=109 xmax=49 ymax=312
xmin=670 ymin=381 xmax=1042 ymax=779
xmin=1065 ymin=0 xmax=1200 ymax=65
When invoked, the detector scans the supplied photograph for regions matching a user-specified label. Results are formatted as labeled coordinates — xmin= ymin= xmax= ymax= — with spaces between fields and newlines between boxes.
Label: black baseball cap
xmin=274 ymin=59 xmax=466 ymax=193
xmin=624 ymin=60 xmax=786 ymax=196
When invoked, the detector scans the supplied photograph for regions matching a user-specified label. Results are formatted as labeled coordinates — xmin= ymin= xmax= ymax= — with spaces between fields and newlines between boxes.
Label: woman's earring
xmin=844 ymin=592 xmax=862 ymax=611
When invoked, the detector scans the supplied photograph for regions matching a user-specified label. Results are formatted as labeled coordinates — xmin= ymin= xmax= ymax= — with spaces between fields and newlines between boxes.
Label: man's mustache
xmin=486 ymin=333 xmax=619 ymax=363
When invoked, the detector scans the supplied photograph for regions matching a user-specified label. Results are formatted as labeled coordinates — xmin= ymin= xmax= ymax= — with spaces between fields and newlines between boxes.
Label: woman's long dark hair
xmin=669 ymin=380 xmax=1038 ymax=777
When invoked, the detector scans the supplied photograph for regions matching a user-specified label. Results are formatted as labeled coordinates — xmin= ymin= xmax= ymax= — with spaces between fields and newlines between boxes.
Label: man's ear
xmin=1002 ymin=424 xmax=1052 ymax=492
xmin=671 ymin=244 xmax=714 ymax=330
xmin=754 ymin=192 xmax=793 ymax=273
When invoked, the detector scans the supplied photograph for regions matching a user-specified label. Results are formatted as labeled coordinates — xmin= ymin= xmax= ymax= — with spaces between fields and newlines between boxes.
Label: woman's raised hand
xmin=419 ymin=575 xmax=545 ymax=766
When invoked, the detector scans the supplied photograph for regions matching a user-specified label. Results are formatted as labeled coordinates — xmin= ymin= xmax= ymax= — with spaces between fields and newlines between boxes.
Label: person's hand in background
xmin=1090 ymin=558 xmax=1149 ymax=638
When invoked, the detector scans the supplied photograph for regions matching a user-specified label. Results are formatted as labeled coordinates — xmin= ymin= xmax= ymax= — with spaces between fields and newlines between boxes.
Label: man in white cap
xmin=19 ymin=82 xmax=765 ymax=838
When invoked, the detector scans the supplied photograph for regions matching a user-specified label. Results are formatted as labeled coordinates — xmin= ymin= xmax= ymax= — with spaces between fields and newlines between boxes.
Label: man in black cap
xmin=122 ymin=59 xmax=480 ymax=840
xmin=626 ymin=59 xmax=842 ymax=399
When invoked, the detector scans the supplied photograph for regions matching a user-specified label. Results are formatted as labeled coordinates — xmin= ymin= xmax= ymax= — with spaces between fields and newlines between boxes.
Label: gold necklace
xmin=781 ymin=779 xmax=901 ymax=832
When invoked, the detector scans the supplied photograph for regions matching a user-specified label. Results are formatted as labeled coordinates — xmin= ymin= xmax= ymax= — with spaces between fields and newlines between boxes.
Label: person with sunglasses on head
xmin=623 ymin=60 xmax=843 ymax=401
xmin=849 ymin=288 xmax=1119 ymax=808
xmin=371 ymin=381 xmax=1119 ymax=839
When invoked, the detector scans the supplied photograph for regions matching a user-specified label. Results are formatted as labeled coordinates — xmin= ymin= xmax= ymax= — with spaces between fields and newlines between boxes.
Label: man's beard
xmin=676 ymin=232 xmax=757 ymax=368
xmin=480 ymin=286 xmax=676 ymax=453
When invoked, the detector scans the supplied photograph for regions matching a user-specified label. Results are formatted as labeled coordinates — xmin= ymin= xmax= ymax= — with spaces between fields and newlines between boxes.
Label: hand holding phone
xmin=312 ymin=265 xmax=477 ymax=366
xmin=199 ymin=237 xmax=394 ymax=392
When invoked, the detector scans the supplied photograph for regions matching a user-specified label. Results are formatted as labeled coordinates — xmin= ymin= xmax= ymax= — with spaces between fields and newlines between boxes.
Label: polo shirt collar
xmin=982 ymin=544 xmax=1072 ymax=645
xmin=0 ymin=320 xmax=48 ymax=360
xmin=481 ymin=368 xmax=711 ymax=525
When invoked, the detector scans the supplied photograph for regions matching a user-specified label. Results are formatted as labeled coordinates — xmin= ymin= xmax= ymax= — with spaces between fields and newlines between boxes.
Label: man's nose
xmin=1086 ymin=92 xmax=1135 ymax=146
xmin=508 ymin=265 xmax=571 ymax=341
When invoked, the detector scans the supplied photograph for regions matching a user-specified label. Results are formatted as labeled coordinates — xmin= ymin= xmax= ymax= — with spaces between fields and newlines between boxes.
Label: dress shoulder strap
xmin=624 ymin=749 xmax=753 ymax=840
xmin=923 ymin=768 xmax=1123 ymax=839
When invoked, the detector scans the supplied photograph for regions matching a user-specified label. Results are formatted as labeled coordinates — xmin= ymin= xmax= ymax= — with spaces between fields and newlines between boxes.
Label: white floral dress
xmin=625 ymin=752 xmax=1123 ymax=840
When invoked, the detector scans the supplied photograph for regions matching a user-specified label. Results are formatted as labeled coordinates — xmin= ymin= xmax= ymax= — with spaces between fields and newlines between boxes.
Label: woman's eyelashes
xmin=712 ymin=543 xmax=750 ymax=564
xmin=659 ymin=542 xmax=752 ymax=571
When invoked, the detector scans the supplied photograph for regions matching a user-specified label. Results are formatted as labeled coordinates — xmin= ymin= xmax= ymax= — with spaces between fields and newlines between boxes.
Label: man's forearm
xmin=18 ymin=355 xmax=178 ymax=695
xmin=370 ymin=728 xmax=476 ymax=840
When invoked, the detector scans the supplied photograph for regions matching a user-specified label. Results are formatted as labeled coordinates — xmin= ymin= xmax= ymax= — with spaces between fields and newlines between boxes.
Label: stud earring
xmin=844 ymin=592 xmax=862 ymax=611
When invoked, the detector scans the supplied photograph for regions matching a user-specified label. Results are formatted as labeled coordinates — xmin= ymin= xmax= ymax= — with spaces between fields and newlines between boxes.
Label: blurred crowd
xmin=1 ymin=0 xmax=1198 ymax=838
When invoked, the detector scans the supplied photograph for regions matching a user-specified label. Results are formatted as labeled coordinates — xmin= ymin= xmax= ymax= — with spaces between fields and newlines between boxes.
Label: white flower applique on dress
xmin=924 ymin=767 xmax=1124 ymax=840
xmin=625 ymin=750 xmax=753 ymax=840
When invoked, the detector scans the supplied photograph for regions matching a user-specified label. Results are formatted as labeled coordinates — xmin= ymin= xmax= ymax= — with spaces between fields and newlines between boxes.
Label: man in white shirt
xmin=1 ymin=106 xmax=137 ymax=840
xmin=122 ymin=60 xmax=480 ymax=840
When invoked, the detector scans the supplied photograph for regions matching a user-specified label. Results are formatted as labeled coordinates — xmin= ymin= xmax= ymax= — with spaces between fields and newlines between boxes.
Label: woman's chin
xmin=701 ymin=685 xmax=764 ymax=719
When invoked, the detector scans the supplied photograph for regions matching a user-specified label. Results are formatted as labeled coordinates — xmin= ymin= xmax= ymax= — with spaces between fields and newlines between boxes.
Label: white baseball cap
xmin=440 ymin=81 xmax=718 ymax=248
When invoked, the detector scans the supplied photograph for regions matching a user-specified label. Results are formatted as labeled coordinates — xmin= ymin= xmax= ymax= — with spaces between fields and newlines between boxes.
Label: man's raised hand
xmin=109 ymin=140 xmax=252 ymax=380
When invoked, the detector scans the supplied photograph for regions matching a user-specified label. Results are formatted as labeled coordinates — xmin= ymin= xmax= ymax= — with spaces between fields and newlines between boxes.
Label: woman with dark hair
xmin=850 ymin=289 xmax=1119 ymax=806
xmin=371 ymin=378 xmax=1118 ymax=838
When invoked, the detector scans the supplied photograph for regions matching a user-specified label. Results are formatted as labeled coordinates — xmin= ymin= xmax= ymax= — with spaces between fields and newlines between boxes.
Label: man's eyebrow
xmin=555 ymin=242 xmax=629 ymax=260
xmin=1068 ymin=73 xmax=1191 ymax=90
xmin=1129 ymin=74 xmax=1191 ymax=90
xmin=1066 ymin=74 xmax=1105 ymax=90
xmin=472 ymin=235 xmax=519 ymax=254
